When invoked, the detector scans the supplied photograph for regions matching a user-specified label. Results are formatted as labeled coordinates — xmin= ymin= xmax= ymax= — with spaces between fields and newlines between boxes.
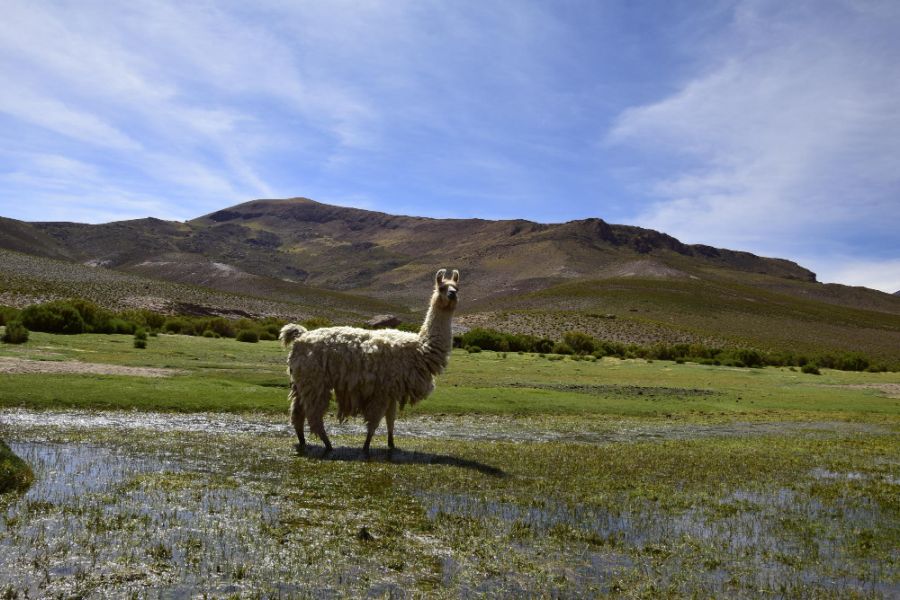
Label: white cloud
xmin=806 ymin=257 xmax=900 ymax=294
xmin=608 ymin=0 xmax=900 ymax=264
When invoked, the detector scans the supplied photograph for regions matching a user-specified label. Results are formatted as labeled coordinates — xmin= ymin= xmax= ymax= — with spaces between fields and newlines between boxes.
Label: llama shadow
xmin=296 ymin=445 xmax=505 ymax=478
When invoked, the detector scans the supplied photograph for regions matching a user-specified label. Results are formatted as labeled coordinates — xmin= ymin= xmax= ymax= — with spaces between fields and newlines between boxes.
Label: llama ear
xmin=435 ymin=269 xmax=447 ymax=285
xmin=450 ymin=269 xmax=459 ymax=283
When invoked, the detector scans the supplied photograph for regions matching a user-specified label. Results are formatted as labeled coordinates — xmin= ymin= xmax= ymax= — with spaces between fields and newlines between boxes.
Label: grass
xmin=1 ymin=332 xmax=898 ymax=419
xmin=0 ymin=332 xmax=897 ymax=596
xmin=0 ymin=439 xmax=33 ymax=494
xmin=465 ymin=274 xmax=900 ymax=367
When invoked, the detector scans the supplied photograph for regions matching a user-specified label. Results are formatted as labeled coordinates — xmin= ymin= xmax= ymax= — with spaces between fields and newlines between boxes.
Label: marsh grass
xmin=0 ymin=424 xmax=896 ymax=597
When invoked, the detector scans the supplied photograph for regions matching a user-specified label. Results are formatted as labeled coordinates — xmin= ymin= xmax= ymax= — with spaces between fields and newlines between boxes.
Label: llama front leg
xmin=289 ymin=383 xmax=305 ymax=449
xmin=305 ymin=388 xmax=333 ymax=453
xmin=362 ymin=402 xmax=388 ymax=457
xmin=386 ymin=399 xmax=397 ymax=450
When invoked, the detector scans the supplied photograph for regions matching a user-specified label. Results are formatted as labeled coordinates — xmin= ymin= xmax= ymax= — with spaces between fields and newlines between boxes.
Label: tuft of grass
xmin=0 ymin=439 xmax=33 ymax=493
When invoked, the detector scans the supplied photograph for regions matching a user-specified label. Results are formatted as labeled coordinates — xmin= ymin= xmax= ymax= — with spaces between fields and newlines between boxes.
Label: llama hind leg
xmin=305 ymin=388 xmax=333 ymax=453
xmin=289 ymin=383 xmax=305 ymax=449
xmin=386 ymin=399 xmax=397 ymax=450
xmin=362 ymin=402 xmax=388 ymax=456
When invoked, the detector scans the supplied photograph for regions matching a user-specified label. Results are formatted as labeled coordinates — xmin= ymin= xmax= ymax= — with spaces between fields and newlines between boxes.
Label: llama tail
xmin=279 ymin=323 xmax=308 ymax=349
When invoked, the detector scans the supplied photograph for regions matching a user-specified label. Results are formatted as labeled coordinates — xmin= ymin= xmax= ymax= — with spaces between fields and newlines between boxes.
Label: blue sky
xmin=1 ymin=1 xmax=898 ymax=292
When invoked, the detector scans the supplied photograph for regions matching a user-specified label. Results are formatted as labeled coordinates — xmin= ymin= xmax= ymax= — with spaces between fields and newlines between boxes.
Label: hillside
xmin=13 ymin=198 xmax=817 ymax=302
xmin=0 ymin=248 xmax=399 ymax=322
xmin=2 ymin=197 xmax=899 ymax=363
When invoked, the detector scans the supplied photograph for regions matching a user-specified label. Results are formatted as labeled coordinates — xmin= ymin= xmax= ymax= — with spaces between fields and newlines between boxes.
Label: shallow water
xmin=1 ymin=407 xmax=890 ymax=445
xmin=0 ymin=410 xmax=897 ymax=597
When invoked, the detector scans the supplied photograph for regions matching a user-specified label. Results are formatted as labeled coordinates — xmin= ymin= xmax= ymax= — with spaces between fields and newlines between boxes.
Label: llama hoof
xmin=293 ymin=443 xmax=306 ymax=454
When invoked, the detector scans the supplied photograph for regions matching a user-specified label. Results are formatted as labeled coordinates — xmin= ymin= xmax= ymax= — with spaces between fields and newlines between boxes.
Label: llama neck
xmin=418 ymin=296 xmax=454 ymax=372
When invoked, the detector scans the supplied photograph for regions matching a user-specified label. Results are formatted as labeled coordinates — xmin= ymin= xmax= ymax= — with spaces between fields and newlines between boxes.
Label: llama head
xmin=433 ymin=268 xmax=460 ymax=310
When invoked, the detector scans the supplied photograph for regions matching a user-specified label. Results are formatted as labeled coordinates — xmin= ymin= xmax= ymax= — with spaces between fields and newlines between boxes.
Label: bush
xmin=552 ymin=342 xmax=574 ymax=355
xmin=2 ymin=321 xmax=29 ymax=344
xmin=302 ymin=317 xmax=332 ymax=330
xmin=134 ymin=328 xmax=148 ymax=341
xmin=0 ymin=306 xmax=21 ymax=326
xmin=202 ymin=330 xmax=218 ymax=338
xmin=801 ymin=364 xmax=820 ymax=375
xmin=20 ymin=301 xmax=86 ymax=334
xmin=133 ymin=338 xmax=147 ymax=349
xmin=236 ymin=330 xmax=259 ymax=343
xmin=563 ymin=331 xmax=596 ymax=355
xmin=465 ymin=345 xmax=482 ymax=353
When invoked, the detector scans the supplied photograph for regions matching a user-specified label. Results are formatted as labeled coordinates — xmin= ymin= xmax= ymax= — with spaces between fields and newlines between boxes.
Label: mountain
xmin=20 ymin=198 xmax=817 ymax=301
xmin=2 ymin=197 xmax=899 ymax=364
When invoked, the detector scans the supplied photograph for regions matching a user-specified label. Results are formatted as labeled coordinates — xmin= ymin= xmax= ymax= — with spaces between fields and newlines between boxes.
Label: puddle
xmin=0 ymin=440 xmax=284 ymax=598
xmin=1 ymin=408 xmax=891 ymax=445
xmin=0 ymin=411 xmax=896 ymax=597
xmin=416 ymin=487 xmax=897 ymax=597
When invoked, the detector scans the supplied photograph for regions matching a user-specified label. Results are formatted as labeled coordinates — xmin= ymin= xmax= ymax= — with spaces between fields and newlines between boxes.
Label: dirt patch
xmin=0 ymin=357 xmax=182 ymax=378
xmin=827 ymin=384 xmax=900 ymax=399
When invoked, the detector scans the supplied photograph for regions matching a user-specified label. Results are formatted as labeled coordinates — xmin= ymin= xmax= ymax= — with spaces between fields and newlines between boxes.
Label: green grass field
xmin=1 ymin=331 xmax=898 ymax=418
xmin=0 ymin=332 xmax=897 ymax=597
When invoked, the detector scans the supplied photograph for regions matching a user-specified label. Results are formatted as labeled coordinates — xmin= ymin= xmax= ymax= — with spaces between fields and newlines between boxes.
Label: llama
xmin=279 ymin=268 xmax=459 ymax=455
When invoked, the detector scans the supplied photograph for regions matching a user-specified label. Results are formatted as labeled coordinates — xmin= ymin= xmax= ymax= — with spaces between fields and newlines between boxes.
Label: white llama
xmin=279 ymin=268 xmax=459 ymax=455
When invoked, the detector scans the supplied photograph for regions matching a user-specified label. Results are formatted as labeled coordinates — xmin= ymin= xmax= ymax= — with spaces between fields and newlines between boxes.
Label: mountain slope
xmin=4 ymin=197 xmax=899 ymax=364
xmin=27 ymin=198 xmax=821 ymax=306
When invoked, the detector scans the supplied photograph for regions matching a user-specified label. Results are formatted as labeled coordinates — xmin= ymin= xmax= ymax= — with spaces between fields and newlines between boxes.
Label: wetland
xmin=0 ymin=333 xmax=898 ymax=597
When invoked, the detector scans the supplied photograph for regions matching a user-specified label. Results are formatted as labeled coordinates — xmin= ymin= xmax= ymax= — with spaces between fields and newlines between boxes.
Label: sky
xmin=0 ymin=1 xmax=898 ymax=292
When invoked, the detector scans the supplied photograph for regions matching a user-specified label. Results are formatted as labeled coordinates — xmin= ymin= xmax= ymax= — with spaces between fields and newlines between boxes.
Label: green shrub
xmin=302 ymin=317 xmax=332 ymax=330
xmin=801 ymin=364 xmax=821 ymax=375
xmin=202 ymin=330 xmax=218 ymax=338
xmin=133 ymin=338 xmax=147 ymax=349
xmin=259 ymin=332 xmax=277 ymax=341
xmin=1 ymin=321 xmax=29 ymax=344
xmin=466 ymin=345 xmax=482 ymax=353
xmin=134 ymin=328 xmax=148 ymax=341
xmin=20 ymin=301 xmax=86 ymax=334
xmin=0 ymin=306 xmax=21 ymax=326
xmin=236 ymin=330 xmax=259 ymax=343
xmin=533 ymin=338 xmax=555 ymax=354
xmin=563 ymin=331 xmax=596 ymax=355
xmin=552 ymin=342 xmax=574 ymax=355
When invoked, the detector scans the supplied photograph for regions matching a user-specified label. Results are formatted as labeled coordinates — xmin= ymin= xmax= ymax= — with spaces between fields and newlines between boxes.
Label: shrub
xmin=134 ymin=328 xmax=148 ymax=341
xmin=2 ymin=321 xmax=29 ymax=344
xmin=202 ymin=330 xmax=218 ymax=338
xmin=133 ymin=339 xmax=147 ymax=349
xmin=552 ymin=342 xmax=573 ymax=355
xmin=465 ymin=345 xmax=482 ymax=353
xmin=259 ymin=331 xmax=277 ymax=341
xmin=0 ymin=306 xmax=21 ymax=326
xmin=20 ymin=301 xmax=86 ymax=334
xmin=236 ymin=330 xmax=259 ymax=343
xmin=801 ymin=364 xmax=820 ymax=375
xmin=533 ymin=338 xmax=555 ymax=354
xmin=302 ymin=317 xmax=332 ymax=330
xmin=201 ymin=317 xmax=235 ymax=338
xmin=563 ymin=331 xmax=595 ymax=355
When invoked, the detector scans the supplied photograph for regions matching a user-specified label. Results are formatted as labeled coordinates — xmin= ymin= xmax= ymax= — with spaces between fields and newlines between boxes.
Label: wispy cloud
xmin=607 ymin=0 xmax=900 ymax=289
xmin=0 ymin=1 xmax=895 ymax=292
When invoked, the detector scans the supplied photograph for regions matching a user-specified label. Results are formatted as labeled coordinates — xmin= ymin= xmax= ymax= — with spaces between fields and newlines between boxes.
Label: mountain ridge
xmin=3 ymin=197 xmax=900 ymax=364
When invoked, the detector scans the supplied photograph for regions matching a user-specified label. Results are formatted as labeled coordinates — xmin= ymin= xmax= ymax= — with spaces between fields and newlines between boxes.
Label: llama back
xmin=291 ymin=326 xmax=434 ymax=419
